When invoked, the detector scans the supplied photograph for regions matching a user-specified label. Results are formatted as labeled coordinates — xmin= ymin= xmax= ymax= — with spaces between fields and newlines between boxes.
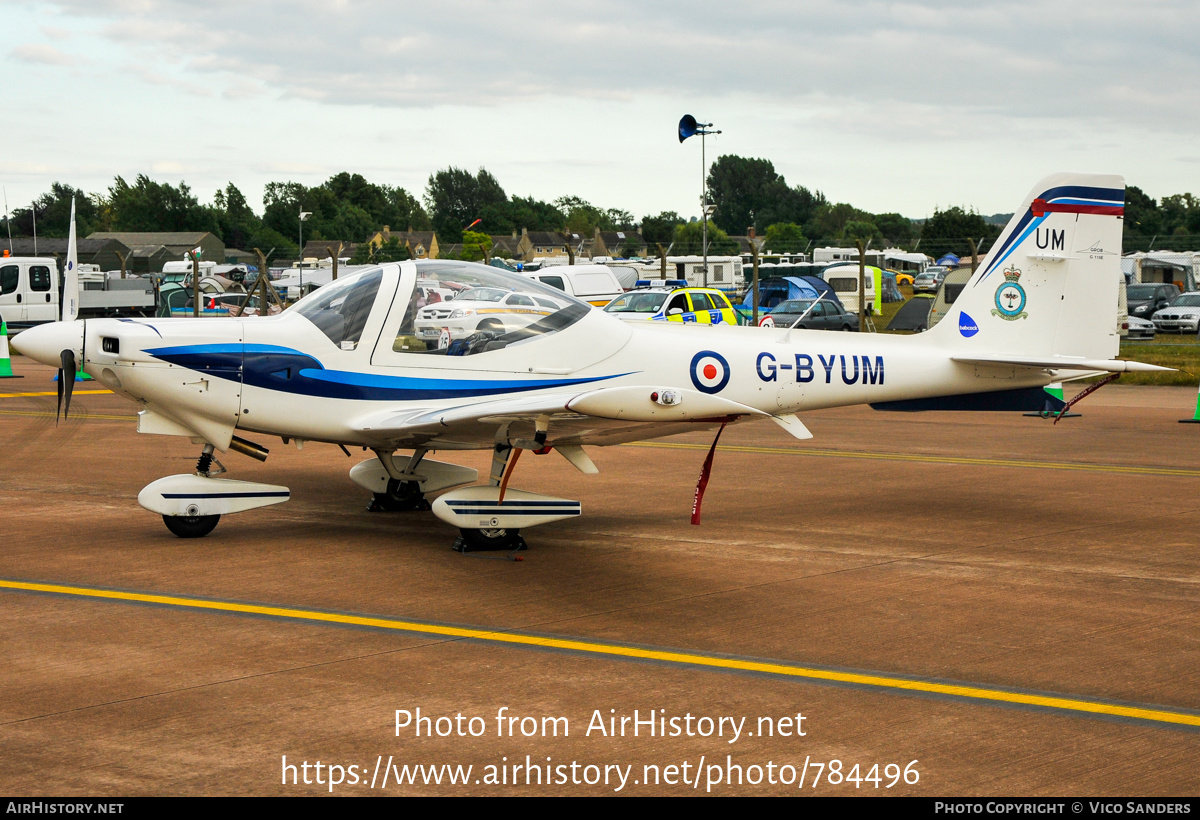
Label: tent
xmin=936 ymin=253 xmax=960 ymax=267
xmin=880 ymin=273 xmax=903 ymax=303
xmin=741 ymin=276 xmax=841 ymax=310
xmin=886 ymin=294 xmax=935 ymax=331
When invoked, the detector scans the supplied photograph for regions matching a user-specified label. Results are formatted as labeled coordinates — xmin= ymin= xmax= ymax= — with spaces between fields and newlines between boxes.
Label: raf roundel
xmin=689 ymin=350 xmax=731 ymax=394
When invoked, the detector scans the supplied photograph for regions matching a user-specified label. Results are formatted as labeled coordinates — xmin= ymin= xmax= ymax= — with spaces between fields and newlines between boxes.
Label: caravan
xmin=822 ymin=264 xmax=882 ymax=316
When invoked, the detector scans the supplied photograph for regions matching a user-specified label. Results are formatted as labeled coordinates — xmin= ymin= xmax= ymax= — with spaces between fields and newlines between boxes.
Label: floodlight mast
xmin=298 ymin=209 xmax=312 ymax=295
xmin=678 ymin=115 xmax=721 ymax=286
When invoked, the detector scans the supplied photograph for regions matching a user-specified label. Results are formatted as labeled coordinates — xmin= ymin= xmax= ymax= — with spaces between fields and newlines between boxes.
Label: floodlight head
xmin=678 ymin=114 xmax=699 ymax=143
xmin=299 ymin=211 xmax=312 ymax=221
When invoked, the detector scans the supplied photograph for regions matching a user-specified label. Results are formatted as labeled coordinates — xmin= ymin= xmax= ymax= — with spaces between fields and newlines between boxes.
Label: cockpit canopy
xmin=292 ymin=260 xmax=593 ymax=356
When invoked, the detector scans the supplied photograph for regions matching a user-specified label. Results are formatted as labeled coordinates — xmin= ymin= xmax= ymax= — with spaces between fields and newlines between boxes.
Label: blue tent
xmin=936 ymin=253 xmax=960 ymax=267
xmin=741 ymin=276 xmax=841 ymax=310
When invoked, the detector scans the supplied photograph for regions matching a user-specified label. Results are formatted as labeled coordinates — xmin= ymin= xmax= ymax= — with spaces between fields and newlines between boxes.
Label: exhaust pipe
xmin=229 ymin=435 xmax=269 ymax=462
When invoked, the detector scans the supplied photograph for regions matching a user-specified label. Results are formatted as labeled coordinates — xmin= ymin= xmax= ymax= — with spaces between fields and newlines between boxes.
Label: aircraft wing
xmin=951 ymin=355 xmax=1172 ymax=373
xmin=354 ymin=385 xmax=811 ymax=450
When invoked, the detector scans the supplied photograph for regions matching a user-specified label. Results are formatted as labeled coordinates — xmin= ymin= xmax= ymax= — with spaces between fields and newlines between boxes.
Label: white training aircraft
xmin=13 ymin=173 xmax=1166 ymax=551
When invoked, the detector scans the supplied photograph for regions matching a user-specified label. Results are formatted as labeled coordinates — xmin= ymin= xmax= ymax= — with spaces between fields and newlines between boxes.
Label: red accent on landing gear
xmin=498 ymin=447 xmax=522 ymax=503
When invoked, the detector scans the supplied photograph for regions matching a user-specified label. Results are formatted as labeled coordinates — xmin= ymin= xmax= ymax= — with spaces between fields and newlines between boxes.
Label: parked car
xmin=414 ymin=285 xmax=569 ymax=342
xmin=1127 ymin=283 xmax=1180 ymax=319
xmin=912 ymin=269 xmax=948 ymax=294
xmin=1151 ymin=292 xmax=1200 ymax=333
xmin=757 ymin=298 xmax=859 ymax=331
xmin=1124 ymin=315 xmax=1155 ymax=340
xmin=603 ymin=283 xmax=738 ymax=325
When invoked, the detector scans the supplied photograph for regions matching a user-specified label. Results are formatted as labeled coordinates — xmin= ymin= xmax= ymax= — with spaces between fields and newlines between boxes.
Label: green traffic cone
xmin=0 ymin=319 xmax=21 ymax=379
xmin=1179 ymin=379 xmax=1200 ymax=423
xmin=1025 ymin=382 xmax=1076 ymax=418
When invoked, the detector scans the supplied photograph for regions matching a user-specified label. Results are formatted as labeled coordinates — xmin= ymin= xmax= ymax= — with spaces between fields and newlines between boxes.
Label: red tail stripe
xmin=1031 ymin=198 xmax=1124 ymax=217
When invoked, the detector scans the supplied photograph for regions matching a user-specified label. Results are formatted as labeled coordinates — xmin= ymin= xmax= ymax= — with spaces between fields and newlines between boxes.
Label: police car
xmin=602 ymin=280 xmax=739 ymax=325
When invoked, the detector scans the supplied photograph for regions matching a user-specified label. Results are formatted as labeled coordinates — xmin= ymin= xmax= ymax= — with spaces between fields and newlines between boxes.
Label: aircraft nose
xmin=10 ymin=320 xmax=85 ymax=368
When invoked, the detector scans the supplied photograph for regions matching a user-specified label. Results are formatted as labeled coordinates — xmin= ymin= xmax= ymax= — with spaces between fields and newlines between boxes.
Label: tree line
xmin=4 ymin=161 xmax=1197 ymax=261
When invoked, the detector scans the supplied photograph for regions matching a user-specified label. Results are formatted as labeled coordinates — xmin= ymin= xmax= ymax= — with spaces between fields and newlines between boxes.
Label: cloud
xmin=39 ymin=25 xmax=73 ymax=40
xmin=124 ymin=63 xmax=215 ymax=98
xmin=19 ymin=0 xmax=1198 ymax=135
xmin=10 ymin=43 xmax=77 ymax=66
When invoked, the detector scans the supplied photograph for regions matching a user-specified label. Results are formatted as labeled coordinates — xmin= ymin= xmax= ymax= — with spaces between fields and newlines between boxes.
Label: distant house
xmin=365 ymin=227 xmax=439 ymax=259
xmin=302 ymin=240 xmax=357 ymax=262
xmin=4 ymin=237 xmax=132 ymax=272
xmin=122 ymin=244 xmax=176 ymax=274
xmin=87 ymin=231 xmax=224 ymax=270
xmin=514 ymin=229 xmax=570 ymax=261
xmin=490 ymin=234 xmax=521 ymax=259
xmin=590 ymin=228 xmax=646 ymax=259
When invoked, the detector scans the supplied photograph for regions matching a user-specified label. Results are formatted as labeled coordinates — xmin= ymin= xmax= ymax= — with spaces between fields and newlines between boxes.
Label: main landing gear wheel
xmin=162 ymin=514 xmax=220 ymax=538
xmin=453 ymin=527 xmax=527 ymax=553
xmin=367 ymin=478 xmax=431 ymax=512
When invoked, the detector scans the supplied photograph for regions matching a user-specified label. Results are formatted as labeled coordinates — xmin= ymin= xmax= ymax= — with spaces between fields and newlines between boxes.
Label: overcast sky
xmin=3 ymin=0 xmax=1199 ymax=225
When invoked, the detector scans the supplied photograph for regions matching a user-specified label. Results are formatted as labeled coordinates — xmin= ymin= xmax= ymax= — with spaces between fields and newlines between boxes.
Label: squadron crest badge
xmin=992 ymin=265 xmax=1028 ymax=320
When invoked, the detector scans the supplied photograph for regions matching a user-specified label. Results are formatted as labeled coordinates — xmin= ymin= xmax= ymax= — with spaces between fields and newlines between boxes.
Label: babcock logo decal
xmin=959 ymin=312 xmax=979 ymax=337
xmin=690 ymin=350 xmax=731 ymax=394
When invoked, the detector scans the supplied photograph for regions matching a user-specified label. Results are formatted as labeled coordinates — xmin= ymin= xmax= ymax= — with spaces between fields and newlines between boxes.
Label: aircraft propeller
xmin=57 ymin=348 xmax=76 ymax=424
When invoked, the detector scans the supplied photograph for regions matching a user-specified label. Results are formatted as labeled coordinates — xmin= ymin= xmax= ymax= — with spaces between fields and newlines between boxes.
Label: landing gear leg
xmin=453 ymin=441 xmax=527 ymax=554
xmin=161 ymin=444 xmax=222 ymax=538
xmin=367 ymin=449 xmax=432 ymax=512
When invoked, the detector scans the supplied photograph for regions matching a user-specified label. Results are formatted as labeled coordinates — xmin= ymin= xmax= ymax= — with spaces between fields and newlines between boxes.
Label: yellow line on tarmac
xmin=3 ymin=578 xmax=1199 ymax=730
xmin=0 ymin=409 xmax=133 ymax=421
xmin=630 ymin=441 xmax=1200 ymax=478
xmin=0 ymin=389 xmax=112 ymax=399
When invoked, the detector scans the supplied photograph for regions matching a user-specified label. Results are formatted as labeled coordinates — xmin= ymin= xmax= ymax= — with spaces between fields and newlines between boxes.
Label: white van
xmin=522 ymin=264 xmax=625 ymax=307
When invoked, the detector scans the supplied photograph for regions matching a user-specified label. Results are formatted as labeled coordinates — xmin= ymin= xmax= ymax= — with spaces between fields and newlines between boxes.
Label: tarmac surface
xmin=1 ymin=355 xmax=1198 ymax=796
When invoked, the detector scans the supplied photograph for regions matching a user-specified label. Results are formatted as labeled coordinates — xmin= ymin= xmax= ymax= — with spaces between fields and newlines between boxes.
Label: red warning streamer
xmin=691 ymin=422 xmax=727 ymax=525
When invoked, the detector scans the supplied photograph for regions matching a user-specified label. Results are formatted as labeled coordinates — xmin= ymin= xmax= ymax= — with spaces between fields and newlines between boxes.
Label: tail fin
xmin=928 ymin=172 xmax=1124 ymax=361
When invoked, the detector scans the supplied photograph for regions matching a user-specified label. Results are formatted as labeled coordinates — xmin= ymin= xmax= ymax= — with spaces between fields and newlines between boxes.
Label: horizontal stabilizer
xmin=951 ymin=356 xmax=1172 ymax=373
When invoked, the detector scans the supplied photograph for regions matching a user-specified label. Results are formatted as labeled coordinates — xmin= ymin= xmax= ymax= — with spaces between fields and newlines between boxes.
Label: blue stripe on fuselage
xmin=146 ymin=343 xmax=626 ymax=401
